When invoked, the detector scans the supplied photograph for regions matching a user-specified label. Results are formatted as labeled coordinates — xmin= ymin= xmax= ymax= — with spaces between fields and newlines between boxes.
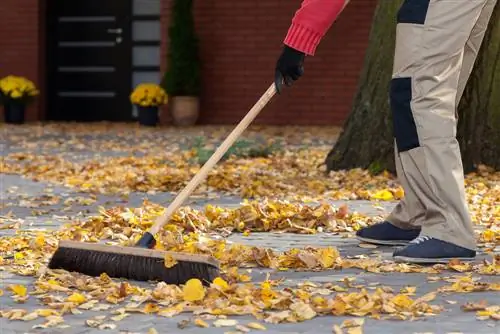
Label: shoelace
xmin=410 ymin=235 xmax=432 ymax=245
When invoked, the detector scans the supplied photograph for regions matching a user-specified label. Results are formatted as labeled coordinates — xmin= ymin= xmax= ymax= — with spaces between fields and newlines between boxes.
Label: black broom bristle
xmin=48 ymin=246 xmax=220 ymax=285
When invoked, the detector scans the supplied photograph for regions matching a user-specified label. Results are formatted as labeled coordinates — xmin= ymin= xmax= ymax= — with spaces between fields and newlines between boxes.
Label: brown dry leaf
xmin=415 ymin=291 xmax=437 ymax=303
xmin=264 ymin=310 xmax=291 ymax=324
xmin=86 ymin=319 xmax=103 ymax=328
xmin=341 ymin=319 xmax=365 ymax=328
xmin=462 ymin=300 xmax=488 ymax=311
xmin=99 ymin=323 xmax=117 ymax=330
xmin=178 ymin=319 xmax=191 ymax=329
xmin=290 ymin=301 xmax=317 ymax=321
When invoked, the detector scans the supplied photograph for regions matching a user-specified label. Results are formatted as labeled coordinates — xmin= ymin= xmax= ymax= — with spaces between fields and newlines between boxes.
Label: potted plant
xmin=162 ymin=0 xmax=201 ymax=127
xmin=130 ymin=83 xmax=168 ymax=126
xmin=0 ymin=75 xmax=39 ymax=124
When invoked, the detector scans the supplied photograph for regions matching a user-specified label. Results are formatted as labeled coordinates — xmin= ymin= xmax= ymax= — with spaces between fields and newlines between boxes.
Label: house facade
xmin=0 ymin=0 xmax=377 ymax=125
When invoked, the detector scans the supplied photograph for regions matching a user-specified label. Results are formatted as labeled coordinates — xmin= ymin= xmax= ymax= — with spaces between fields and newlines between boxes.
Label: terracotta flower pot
xmin=170 ymin=96 xmax=199 ymax=126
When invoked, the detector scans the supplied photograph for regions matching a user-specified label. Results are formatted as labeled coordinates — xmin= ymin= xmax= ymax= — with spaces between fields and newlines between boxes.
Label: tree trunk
xmin=325 ymin=0 xmax=500 ymax=174
xmin=457 ymin=2 xmax=500 ymax=172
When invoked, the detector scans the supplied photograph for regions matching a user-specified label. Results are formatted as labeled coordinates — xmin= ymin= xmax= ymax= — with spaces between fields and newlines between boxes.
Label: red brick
xmin=0 ymin=0 xmax=43 ymax=121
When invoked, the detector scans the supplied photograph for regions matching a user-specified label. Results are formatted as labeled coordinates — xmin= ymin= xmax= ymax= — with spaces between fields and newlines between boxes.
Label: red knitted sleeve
xmin=283 ymin=0 xmax=347 ymax=55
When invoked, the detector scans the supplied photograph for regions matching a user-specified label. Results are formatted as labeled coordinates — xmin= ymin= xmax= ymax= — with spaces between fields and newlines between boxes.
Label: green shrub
xmin=162 ymin=0 xmax=201 ymax=96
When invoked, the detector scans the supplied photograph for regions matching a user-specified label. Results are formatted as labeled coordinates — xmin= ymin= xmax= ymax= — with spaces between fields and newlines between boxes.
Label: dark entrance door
xmin=46 ymin=1 xmax=132 ymax=121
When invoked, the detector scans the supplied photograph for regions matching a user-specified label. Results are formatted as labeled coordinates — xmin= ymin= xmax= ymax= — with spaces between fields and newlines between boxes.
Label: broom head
xmin=48 ymin=240 xmax=220 ymax=285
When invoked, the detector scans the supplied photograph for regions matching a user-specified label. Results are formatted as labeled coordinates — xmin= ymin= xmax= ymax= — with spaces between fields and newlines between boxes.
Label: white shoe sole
xmin=393 ymin=256 xmax=476 ymax=264
xmin=356 ymin=236 xmax=411 ymax=246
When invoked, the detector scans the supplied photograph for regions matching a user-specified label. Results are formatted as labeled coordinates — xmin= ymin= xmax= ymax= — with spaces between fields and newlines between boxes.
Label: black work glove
xmin=274 ymin=45 xmax=305 ymax=94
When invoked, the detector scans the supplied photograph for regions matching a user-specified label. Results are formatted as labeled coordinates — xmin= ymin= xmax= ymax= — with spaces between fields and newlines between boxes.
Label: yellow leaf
xmin=0 ymin=289 xmax=3 ymax=296
xmin=67 ymin=293 xmax=86 ymax=304
xmin=9 ymin=284 xmax=27 ymax=297
xmin=164 ymin=254 xmax=178 ymax=268
xmin=371 ymin=189 xmax=394 ymax=201
xmin=477 ymin=310 xmax=494 ymax=317
xmin=213 ymin=277 xmax=230 ymax=291
xmin=391 ymin=294 xmax=414 ymax=308
xmin=194 ymin=318 xmax=210 ymax=328
xmin=247 ymin=322 xmax=267 ymax=330
xmin=148 ymin=329 xmax=159 ymax=334
xmin=318 ymin=247 xmax=339 ymax=268
xmin=37 ymin=309 xmax=60 ymax=317
xmin=182 ymin=278 xmax=205 ymax=302
xmin=143 ymin=303 xmax=159 ymax=314
xmin=400 ymin=286 xmax=416 ymax=295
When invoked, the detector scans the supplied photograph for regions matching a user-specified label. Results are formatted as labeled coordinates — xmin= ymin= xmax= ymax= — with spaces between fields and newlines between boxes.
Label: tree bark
xmin=325 ymin=0 xmax=500 ymax=174
xmin=457 ymin=2 xmax=500 ymax=172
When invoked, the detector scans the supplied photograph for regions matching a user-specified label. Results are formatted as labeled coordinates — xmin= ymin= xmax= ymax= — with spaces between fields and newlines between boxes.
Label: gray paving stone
xmin=1 ymin=141 xmax=498 ymax=334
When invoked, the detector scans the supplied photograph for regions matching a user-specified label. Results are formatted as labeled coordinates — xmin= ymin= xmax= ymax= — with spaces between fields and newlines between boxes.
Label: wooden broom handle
xmin=149 ymin=83 xmax=277 ymax=235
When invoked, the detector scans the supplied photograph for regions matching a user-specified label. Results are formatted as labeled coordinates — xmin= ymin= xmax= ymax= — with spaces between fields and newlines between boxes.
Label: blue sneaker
xmin=393 ymin=236 xmax=476 ymax=264
xmin=356 ymin=221 xmax=421 ymax=246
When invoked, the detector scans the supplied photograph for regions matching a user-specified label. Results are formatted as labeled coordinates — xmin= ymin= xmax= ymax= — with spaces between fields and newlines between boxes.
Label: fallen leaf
xmin=111 ymin=313 xmax=130 ymax=321
xmin=164 ymin=254 xmax=178 ymax=268
xmin=213 ymin=277 xmax=230 ymax=291
xmin=195 ymin=318 xmax=210 ymax=328
xmin=214 ymin=319 xmax=239 ymax=327
xmin=177 ymin=319 xmax=191 ymax=329
xmin=9 ymin=284 xmax=27 ymax=297
xmin=247 ymin=322 xmax=266 ymax=330
xmin=236 ymin=324 xmax=251 ymax=332
xmin=462 ymin=300 xmax=488 ymax=311
xmin=332 ymin=325 xmax=344 ymax=334
xmin=99 ymin=323 xmax=117 ymax=330
xmin=67 ymin=293 xmax=86 ymax=304
xmin=183 ymin=278 xmax=205 ymax=302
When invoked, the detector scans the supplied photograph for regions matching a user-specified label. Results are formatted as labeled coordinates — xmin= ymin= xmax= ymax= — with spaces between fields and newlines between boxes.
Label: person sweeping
xmin=275 ymin=0 xmax=497 ymax=263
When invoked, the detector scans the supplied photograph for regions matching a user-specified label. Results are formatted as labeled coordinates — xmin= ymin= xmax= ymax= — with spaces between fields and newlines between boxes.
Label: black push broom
xmin=48 ymin=83 xmax=277 ymax=285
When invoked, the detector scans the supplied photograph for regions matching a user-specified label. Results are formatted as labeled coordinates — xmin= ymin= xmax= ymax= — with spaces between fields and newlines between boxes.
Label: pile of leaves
xmin=1 ymin=124 xmax=499 ymax=330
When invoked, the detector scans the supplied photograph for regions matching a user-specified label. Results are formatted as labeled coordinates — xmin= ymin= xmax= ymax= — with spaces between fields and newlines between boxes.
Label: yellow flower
xmin=130 ymin=83 xmax=168 ymax=107
xmin=0 ymin=75 xmax=39 ymax=100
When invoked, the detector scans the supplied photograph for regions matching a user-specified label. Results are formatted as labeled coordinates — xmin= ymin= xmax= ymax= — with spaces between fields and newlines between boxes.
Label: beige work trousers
xmin=386 ymin=0 xmax=497 ymax=251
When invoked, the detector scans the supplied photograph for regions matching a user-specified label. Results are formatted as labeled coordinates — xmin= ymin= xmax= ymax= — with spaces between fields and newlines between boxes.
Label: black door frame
xmin=45 ymin=0 xmax=134 ymax=122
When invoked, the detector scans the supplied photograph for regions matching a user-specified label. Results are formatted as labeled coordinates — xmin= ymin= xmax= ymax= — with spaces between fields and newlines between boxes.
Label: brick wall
xmin=0 ymin=0 xmax=44 ymax=121
xmin=161 ymin=0 xmax=377 ymax=126
xmin=0 ymin=0 xmax=376 ymax=125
